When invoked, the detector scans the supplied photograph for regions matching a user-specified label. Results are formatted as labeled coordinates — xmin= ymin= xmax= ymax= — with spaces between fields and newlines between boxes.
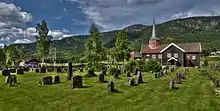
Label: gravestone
xmin=136 ymin=71 xmax=143 ymax=84
xmin=80 ymin=68 xmax=83 ymax=72
xmin=126 ymin=72 xmax=131 ymax=77
xmin=40 ymin=67 xmax=46 ymax=73
xmin=154 ymin=72 xmax=158 ymax=78
xmin=11 ymin=75 xmax=17 ymax=83
xmin=175 ymin=74 xmax=181 ymax=84
xmin=71 ymin=76 xmax=83 ymax=88
xmin=67 ymin=62 xmax=73 ymax=80
xmin=108 ymin=81 xmax=115 ymax=93
xmin=98 ymin=74 xmax=105 ymax=83
xmin=24 ymin=67 xmax=30 ymax=72
xmin=2 ymin=69 xmax=10 ymax=76
xmin=42 ymin=76 xmax=53 ymax=85
xmin=134 ymin=68 xmax=138 ymax=75
xmin=169 ymin=79 xmax=175 ymax=89
xmin=128 ymin=77 xmax=135 ymax=86
xmin=35 ymin=68 xmax=40 ymax=73
xmin=57 ymin=67 xmax=62 ymax=73
xmin=16 ymin=68 xmax=24 ymax=75
xmin=114 ymin=72 xmax=118 ymax=79
xmin=102 ymin=70 xmax=107 ymax=75
xmin=160 ymin=71 xmax=163 ymax=76
xmin=88 ymin=69 xmax=96 ymax=77
xmin=5 ymin=75 xmax=12 ymax=84
xmin=170 ymin=68 xmax=174 ymax=72
xmin=54 ymin=76 xmax=60 ymax=84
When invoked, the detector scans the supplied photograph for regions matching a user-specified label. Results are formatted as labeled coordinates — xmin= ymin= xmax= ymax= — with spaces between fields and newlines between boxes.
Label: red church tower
xmin=148 ymin=18 xmax=160 ymax=49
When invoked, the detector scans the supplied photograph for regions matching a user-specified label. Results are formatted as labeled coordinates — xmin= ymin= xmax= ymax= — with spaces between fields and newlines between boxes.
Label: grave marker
xmin=67 ymin=62 xmax=73 ymax=80
xmin=71 ymin=76 xmax=83 ymax=88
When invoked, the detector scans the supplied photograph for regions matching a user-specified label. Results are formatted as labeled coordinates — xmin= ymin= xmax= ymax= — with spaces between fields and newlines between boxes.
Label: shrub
xmin=124 ymin=60 xmax=136 ymax=73
xmin=204 ymin=58 xmax=209 ymax=66
xmin=142 ymin=60 xmax=162 ymax=72
xmin=109 ymin=67 xmax=118 ymax=75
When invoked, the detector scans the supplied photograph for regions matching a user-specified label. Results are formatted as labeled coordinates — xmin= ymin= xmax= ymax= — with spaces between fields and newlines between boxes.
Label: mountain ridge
xmin=14 ymin=16 xmax=220 ymax=58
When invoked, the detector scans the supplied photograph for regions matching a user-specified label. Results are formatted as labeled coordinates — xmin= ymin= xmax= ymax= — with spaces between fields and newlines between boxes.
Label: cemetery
xmin=0 ymin=63 xmax=220 ymax=111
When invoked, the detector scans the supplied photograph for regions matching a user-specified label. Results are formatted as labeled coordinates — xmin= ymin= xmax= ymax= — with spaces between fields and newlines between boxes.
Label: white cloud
xmin=0 ymin=2 xmax=73 ymax=45
xmin=68 ymin=0 xmax=220 ymax=31
xmin=0 ymin=2 xmax=32 ymax=28
xmin=14 ymin=39 xmax=32 ymax=44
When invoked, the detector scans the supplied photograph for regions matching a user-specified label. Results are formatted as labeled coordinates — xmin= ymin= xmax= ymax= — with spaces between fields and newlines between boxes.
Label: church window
xmin=152 ymin=54 xmax=156 ymax=59
xmin=174 ymin=53 xmax=178 ymax=58
xmin=167 ymin=53 xmax=171 ymax=58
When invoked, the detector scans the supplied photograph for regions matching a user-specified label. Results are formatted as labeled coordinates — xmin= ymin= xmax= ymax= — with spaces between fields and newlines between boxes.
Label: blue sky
xmin=0 ymin=0 xmax=220 ymax=45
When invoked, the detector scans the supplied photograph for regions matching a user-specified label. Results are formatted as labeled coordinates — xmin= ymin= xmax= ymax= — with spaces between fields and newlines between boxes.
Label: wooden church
xmin=135 ymin=18 xmax=202 ymax=67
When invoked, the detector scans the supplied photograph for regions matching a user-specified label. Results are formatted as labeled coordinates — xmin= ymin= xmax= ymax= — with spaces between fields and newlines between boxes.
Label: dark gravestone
xmin=80 ymin=68 xmax=83 ymax=72
xmin=108 ymin=81 xmax=115 ymax=93
xmin=98 ymin=74 xmax=105 ymax=83
xmin=5 ymin=75 xmax=12 ymax=84
xmin=102 ymin=70 xmax=107 ymax=75
xmin=2 ymin=69 xmax=10 ymax=76
xmin=136 ymin=71 xmax=143 ymax=84
xmin=71 ymin=76 xmax=83 ymax=88
xmin=126 ymin=72 xmax=131 ymax=77
xmin=88 ymin=69 xmax=96 ymax=77
xmin=40 ymin=67 xmax=46 ymax=73
xmin=128 ymin=77 xmax=135 ymax=86
xmin=175 ymin=74 xmax=181 ymax=84
xmin=134 ymin=68 xmax=138 ymax=75
xmin=9 ymin=69 xmax=16 ymax=73
xmin=35 ymin=68 xmax=40 ymax=73
xmin=16 ymin=68 xmax=24 ymax=75
xmin=67 ymin=62 xmax=73 ymax=80
xmin=170 ymin=68 xmax=174 ymax=72
xmin=160 ymin=71 xmax=164 ymax=76
xmin=54 ymin=76 xmax=60 ymax=84
xmin=24 ymin=67 xmax=30 ymax=72
xmin=169 ymin=79 xmax=175 ymax=89
xmin=57 ymin=67 xmax=62 ymax=73
xmin=42 ymin=76 xmax=53 ymax=85
xmin=154 ymin=72 xmax=158 ymax=78
xmin=11 ymin=75 xmax=17 ymax=83
xmin=114 ymin=72 xmax=119 ymax=79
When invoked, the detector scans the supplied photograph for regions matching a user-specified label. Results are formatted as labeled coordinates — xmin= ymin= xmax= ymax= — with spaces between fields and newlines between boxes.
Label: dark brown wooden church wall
xmin=161 ymin=45 xmax=184 ymax=66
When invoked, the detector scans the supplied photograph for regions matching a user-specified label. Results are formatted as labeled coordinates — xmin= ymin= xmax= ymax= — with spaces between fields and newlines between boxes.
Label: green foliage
xmin=142 ymin=60 xmax=162 ymax=72
xmin=136 ymin=60 xmax=146 ymax=71
xmin=4 ymin=45 xmax=24 ymax=67
xmin=0 ymin=48 xmax=5 ymax=66
xmin=207 ymin=56 xmax=220 ymax=61
xmin=36 ymin=20 xmax=52 ymax=63
xmin=124 ymin=60 xmax=137 ymax=72
xmin=108 ymin=66 xmax=118 ymax=75
xmin=114 ymin=31 xmax=130 ymax=62
xmin=204 ymin=58 xmax=208 ymax=66
xmin=84 ymin=23 xmax=107 ymax=70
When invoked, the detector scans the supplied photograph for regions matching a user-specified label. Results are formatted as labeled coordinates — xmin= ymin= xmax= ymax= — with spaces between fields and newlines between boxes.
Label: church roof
xmin=141 ymin=42 xmax=202 ymax=54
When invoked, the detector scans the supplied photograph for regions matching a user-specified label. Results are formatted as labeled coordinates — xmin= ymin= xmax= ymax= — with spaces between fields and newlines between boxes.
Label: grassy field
xmin=0 ymin=68 xmax=220 ymax=111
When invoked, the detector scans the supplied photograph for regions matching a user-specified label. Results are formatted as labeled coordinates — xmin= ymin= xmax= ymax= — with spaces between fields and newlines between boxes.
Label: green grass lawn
xmin=0 ymin=68 xmax=220 ymax=111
